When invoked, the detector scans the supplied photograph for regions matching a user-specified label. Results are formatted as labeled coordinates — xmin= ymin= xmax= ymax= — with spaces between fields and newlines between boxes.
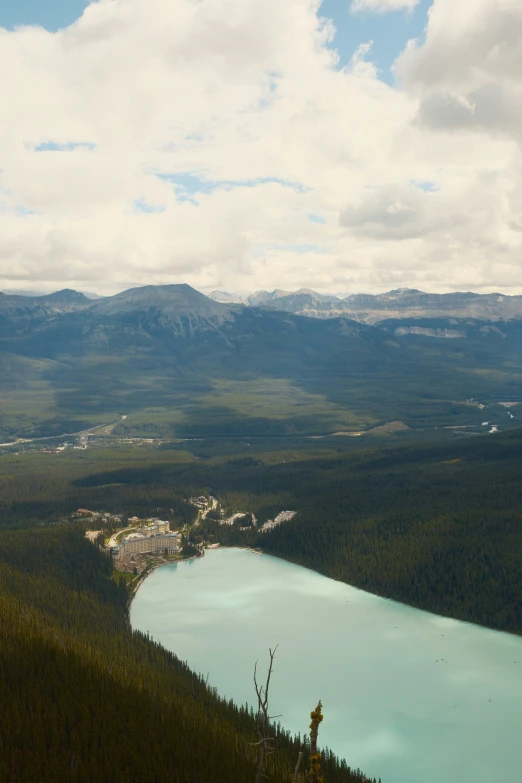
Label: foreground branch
xmin=253 ymin=645 xmax=278 ymax=783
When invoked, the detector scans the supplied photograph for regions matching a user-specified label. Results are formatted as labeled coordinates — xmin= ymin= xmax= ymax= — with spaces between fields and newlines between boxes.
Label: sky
xmin=1 ymin=0 xmax=521 ymax=296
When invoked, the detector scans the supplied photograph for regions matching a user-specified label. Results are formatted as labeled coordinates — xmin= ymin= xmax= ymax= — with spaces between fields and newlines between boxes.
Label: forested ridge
xmin=194 ymin=431 xmax=522 ymax=634
xmin=0 ymin=525 xmax=375 ymax=783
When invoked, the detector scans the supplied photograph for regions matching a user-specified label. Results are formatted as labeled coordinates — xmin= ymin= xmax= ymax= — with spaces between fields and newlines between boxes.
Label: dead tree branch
xmin=252 ymin=645 xmax=278 ymax=783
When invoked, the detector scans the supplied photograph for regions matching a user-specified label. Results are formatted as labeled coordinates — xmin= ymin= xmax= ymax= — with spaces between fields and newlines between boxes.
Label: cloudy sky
xmin=1 ymin=0 xmax=521 ymax=296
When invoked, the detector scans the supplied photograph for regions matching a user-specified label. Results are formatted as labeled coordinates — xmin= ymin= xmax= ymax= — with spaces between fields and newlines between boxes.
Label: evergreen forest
xmin=0 ymin=524 xmax=376 ymax=783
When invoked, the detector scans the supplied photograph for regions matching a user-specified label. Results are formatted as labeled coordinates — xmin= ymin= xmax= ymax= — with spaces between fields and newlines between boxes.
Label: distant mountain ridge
xmin=2 ymin=284 xmax=522 ymax=338
xmin=4 ymin=284 xmax=521 ymax=324
xmin=209 ymin=286 xmax=522 ymax=322
xmin=245 ymin=287 xmax=522 ymax=324
xmin=1 ymin=288 xmax=103 ymax=300
xmin=0 ymin=283 xmax=388 ymax=360
xmin=2 ymin=282 xmax=522 ymax=440
xmin=0 ymin=288 xmax=91 ymax=306
xmin=0 ymin=289 xmax=93 ymax=331
xmin=210 ymin=288 xmax=345 ymax=306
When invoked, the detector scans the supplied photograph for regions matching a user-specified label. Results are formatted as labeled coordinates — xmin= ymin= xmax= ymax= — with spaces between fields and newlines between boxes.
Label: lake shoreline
xmin=129 ymin=544 xmax=520 ymax=638
xmin=127 ymin=550 xmax=204 ymax=604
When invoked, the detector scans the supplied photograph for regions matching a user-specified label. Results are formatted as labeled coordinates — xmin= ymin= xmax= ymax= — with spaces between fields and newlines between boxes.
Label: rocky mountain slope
xmin=211 ymin=287 xmax=522 ymax=323
xmin=0 ymin=283 xmax=396 ymax=369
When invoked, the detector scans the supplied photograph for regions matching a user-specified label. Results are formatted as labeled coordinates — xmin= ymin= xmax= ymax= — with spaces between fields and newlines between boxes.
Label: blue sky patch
xmin=15 ymin=205 xmax=36 ymax=216
xmin=320 ymin=0 xmax=431 ymax=83
xmin=159 ymin=172 xmax=308 ymax=202
xmin=133 ymin=200 xmax=166 ymax=214
xmin=31 ymin=141 xmax=96 ymax=152
xmin=410 ymin=179 xmax=438 ymax=192
xmin=0 ymin=0 xmax=89 ymax=31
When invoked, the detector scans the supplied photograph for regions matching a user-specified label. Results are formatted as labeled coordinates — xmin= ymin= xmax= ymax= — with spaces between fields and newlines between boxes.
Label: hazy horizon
xmin=1 ymin=282 xmax=520 ymax=300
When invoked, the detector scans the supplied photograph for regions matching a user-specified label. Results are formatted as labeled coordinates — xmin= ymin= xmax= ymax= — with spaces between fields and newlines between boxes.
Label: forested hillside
xmin=0 ymin=525 xmax=375 ymax=783
xmin=257 ymin=436 xmax=522 ymax=633
xmin=1 ymin=426 xmax=520 ymax=635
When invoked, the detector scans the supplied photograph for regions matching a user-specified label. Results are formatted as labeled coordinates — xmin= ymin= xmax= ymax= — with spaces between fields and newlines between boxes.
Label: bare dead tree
xmin=252 ymin=646 xmax=281 ymax=783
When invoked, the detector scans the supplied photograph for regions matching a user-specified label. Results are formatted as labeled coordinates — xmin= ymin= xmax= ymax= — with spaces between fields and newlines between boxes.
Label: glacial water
xmin=130 ymin=548 xmax=522 ymax=783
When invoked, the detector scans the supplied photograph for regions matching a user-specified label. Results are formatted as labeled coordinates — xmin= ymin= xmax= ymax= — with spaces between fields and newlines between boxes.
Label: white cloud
xmin=340 ymin=182 xmax=459 ymax=240
xmin=351 ymin=0 xmax=419 ymax=13
xmin=349 ymin=42 xmax=379 ymax=79
xmin=0 ymin=0 xmax=522 ymax=296
xmin=396 ymin=0 xmax=522 ymax=139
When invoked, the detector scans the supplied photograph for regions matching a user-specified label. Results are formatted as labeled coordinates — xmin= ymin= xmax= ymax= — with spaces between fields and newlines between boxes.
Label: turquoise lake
xmin=130 ymin=548 xmax=522 ymax=783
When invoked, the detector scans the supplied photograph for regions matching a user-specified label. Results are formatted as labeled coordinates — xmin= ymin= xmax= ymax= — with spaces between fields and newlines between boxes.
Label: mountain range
xmin=1 ymin=283 xmax=522 ymax=441
xmin=209 ymin=287 xmax=522 ymax=323
xmin=7 ymin=284 xmax=522 ymax=324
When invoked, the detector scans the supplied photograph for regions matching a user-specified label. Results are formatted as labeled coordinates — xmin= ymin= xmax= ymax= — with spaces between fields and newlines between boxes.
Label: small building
xmin=190 ymin=496 xmax=209 ymax=509
xmin=146 ymin=520 xmax=170 ymax=535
